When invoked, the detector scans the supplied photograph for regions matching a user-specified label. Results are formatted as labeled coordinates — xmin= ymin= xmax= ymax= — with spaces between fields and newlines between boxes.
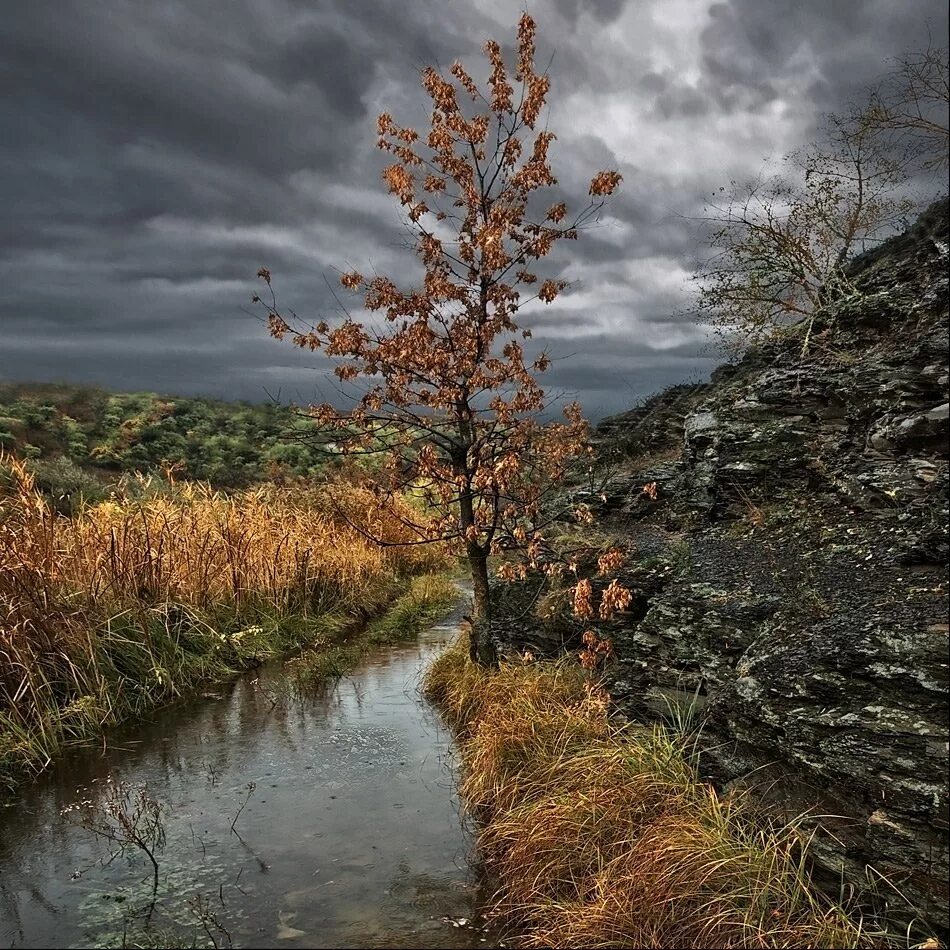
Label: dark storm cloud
xmin=552 ymin=0 xmax=626 ymax=27
xmin=0 ymin=0 xmax=946 ymax=418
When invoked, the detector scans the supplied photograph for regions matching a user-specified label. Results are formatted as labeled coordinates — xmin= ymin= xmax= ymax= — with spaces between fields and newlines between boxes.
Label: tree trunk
xmin=467 ymin=549 xmax=498 ymax=667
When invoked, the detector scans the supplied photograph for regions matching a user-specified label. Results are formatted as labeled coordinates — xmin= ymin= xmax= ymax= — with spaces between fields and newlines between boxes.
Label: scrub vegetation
xmin=0 ymin=382 xmax=337 ymax=505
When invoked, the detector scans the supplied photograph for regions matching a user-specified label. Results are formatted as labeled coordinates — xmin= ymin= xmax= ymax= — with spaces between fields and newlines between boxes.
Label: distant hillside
xmin=0 ymin=383 xmax=332 ymax=502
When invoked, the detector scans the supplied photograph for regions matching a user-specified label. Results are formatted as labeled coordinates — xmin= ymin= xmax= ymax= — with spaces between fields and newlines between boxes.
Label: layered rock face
xmin=595 ymin=200 xmax=949 ymax=934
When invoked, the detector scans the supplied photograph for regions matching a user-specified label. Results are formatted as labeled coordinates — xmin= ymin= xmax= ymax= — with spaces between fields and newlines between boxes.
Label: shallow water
xmin=0 ymin=595 xmax=496 ymax=949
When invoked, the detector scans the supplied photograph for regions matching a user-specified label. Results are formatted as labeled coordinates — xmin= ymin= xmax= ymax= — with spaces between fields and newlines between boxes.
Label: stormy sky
xmin=1 ymin=1 xmax=946 ymax=418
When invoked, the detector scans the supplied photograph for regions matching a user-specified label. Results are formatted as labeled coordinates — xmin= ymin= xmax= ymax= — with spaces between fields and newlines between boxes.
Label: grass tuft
xmin=288 ymin=573 xmax=459 ymax=693
xmin=424 ymin=643 xmax=881 ymax=949
xmin=365 ymin=573 xmax=459 ymax=645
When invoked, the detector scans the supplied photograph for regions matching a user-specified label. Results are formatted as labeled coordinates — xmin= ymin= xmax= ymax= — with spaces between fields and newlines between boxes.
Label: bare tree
xmin=864 ymin=42 xmax=949 ymax=170
xmin=694 ymin=103 xmax=915 ymax=353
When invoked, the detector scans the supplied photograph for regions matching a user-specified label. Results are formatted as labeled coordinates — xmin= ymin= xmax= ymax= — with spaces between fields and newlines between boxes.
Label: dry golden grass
xmin=424 ymin=643 xmax=881 ymax=949
xmin=0 ymin=452 xmax=447 ymax=785
xmin=1 ymin=454 xmax=439 ymax=612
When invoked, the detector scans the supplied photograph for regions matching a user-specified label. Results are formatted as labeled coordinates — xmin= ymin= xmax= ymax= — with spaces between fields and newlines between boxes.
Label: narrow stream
xmin=0 ymin=594 xmax=496 ymax=949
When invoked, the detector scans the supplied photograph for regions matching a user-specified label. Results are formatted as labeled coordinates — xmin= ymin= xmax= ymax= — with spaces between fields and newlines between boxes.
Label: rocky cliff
xmin=598 ymin=198 xmax=949 ymax=935
xmin=496 ymin=199 xmax=949 ymax=937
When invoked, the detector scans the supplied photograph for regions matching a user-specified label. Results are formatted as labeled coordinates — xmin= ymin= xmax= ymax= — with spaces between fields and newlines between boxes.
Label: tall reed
xmin=0 ymin=452 xmax=446 ymax=786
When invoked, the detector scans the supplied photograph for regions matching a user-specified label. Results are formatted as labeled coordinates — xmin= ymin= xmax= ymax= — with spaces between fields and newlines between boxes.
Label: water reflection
xmin=0 ymin=604 xmax=495 ymax=949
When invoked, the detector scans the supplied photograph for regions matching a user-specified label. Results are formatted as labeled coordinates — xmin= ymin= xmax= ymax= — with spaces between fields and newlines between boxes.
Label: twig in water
xmin=230 ymin=781 xmax=256 ymax=833
xmin=188 ymin=893 xmax=233 ymax=949
xmin=62 ymin=781 xmax=166 ymax=922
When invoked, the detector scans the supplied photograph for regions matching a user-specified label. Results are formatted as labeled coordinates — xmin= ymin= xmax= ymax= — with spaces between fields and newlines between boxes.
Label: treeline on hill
xmin=0 ymin=383 xmax=334 ymax=507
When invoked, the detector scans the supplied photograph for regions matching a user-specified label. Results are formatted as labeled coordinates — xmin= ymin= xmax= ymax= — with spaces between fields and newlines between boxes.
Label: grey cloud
xmin=0 ymin=0 xmax=946 ymax=419
xmin=700 ymin=0 xmax=948 ymax=120
xmin=552 ymin=0 xmax=626 ymax=27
